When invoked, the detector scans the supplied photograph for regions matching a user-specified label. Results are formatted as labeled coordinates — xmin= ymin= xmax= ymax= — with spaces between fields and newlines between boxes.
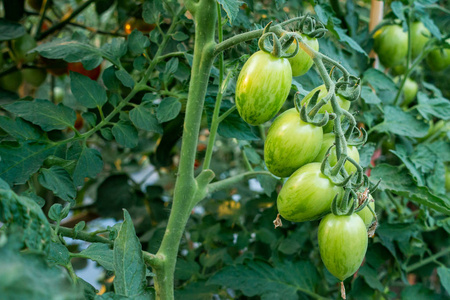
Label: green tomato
xmin=356 ymin=197 xmax=375 ymax=228
xmin=277 ymin=163 xmax=344 ymax=222
xmin=53 ymin=87 xmax=64 ymax=103
xmin=22 ymin=68 xmax=47 ymax=87
xmin=235 ymin=51 xmax=292 ymax=125
xmin=402 ymin=77 xmax=418 ymax=106
xmin=410 ymin=22 xmax=430 ymax=59
xmin=313 ymin=133 xmax=360 ymax=175
xmin=286 ymin=33 xmax=319 ymax=77
xmin=426 ymin=40 xmax=450 ymax=72
xmin=446 ymin=166 xmax=450 ymax=192
xmin=12 ymin=34 xmax=37 ymax=64
xmin=318 ymin=213 xmax=368 ymax=281
xmin=0 ymin=71 xmax=23 ymax=92
xmin=264 ymin=108 xmax=323 ymax=178
xmin=391 ymin=62 xmax=406 ymax=76
xmin=301 ymin=85 xmax=351 ymax=133
xmin=373 ymin=25 xmax=408 ymax=68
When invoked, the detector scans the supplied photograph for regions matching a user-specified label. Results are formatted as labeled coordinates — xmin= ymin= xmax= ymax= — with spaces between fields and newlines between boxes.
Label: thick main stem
xmin=153 ymin=1 xmax=217 ymax=299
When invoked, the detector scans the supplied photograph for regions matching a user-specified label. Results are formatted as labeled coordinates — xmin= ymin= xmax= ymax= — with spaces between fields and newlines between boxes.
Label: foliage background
xmin=0 ymin=0 xmax=449 ymax=299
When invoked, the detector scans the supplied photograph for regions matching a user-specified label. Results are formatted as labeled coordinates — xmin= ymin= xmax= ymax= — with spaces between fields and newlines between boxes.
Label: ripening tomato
xmin=22 ymin=68 xmax=47 ymax=87
xmin=318 ymin=213 xmax=368 ymax=281
xmin=402 ymin=77 xmax=418 ymax=107
xmin=357 ymin=197 xmax=375 ymax=228
xmin=264 ymin=108 xmax=323 ymax=177
xmin=301 ymin=85 xmax=351 ymax=133
xmin=68 ymin=62 xmax=101 ymax=81
xmin=0 ymin=71 xmax=23 ymax=92
xmin=235 ymin=51 xmax=292 ymax=125
xmin=74 ymin=112 xmax=84 ymax=130
xmin=410 ymin=22 xmax=430 ymax=59
xmin=373 ymin=25 xmax=408 ymax=68
xmin=124 ymin=17 xmax=156 ymax=35
xmin=12 ymin=34 xmax=37 ymax=64
xmin=277 ymin=163 xmax=344 ymax=222
xmin=285 ymin=33 xmax=319 ymax=77
xmin=313 ymin=133 xmax=360 ymax=175
xmin=426 ymin=40 xmax=450 ymax=72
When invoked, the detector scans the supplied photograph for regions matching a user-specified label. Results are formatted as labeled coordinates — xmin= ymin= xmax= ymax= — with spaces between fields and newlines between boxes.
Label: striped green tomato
xmin=357 ymin=197 xmax=375 ymax=228
xmin=286 ymin=33 xmax=319 ymax=77
xmin=235 ymin=51 xmax=292 ymax=125
xmin=301 ymin=85 xmax=351 ymax=133
xmin=373 ymin=25 xmax=408 ymax=68
xmin=318 ymin=213 xmax=368 ymax=281
xmin=277 ymin=163 xmax=344 ymax=222
xmin=313 ymin=133 xmax=360 ymax=175
xmin=264 ymin=108 xmax=323 ymax=178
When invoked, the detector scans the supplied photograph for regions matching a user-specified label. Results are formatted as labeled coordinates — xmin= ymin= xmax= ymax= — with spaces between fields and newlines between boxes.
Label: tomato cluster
xmin=235 ymin=30 xmax=375 ymax=288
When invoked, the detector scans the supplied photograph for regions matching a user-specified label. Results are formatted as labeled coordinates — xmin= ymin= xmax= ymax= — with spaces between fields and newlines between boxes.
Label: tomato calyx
xmin=297 ymin=13 xmax=327 ymax=39
xmin=336 ymin=75 xmax=361 ymax=102
xmin=295 ymin=90 xmax=334 ymax=127
xmin=257 ymin=22 xmax=299 ymax=59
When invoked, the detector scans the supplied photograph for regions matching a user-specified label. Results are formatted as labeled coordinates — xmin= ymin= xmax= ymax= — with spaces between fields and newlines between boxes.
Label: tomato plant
xmin=318 ymin=213 xmax=368 ymax=281
xmin=426 ymin=43 xmax=450 ymax=71
xmin=264 ymin=108 xmax=323 ymax=177
xmin=277 ymin=163 xmax=344 ymax=222
xmin=235 ymin=50 xmax=292 ymax=125
xmin=373 ymin=25 xmax=408 ymax=68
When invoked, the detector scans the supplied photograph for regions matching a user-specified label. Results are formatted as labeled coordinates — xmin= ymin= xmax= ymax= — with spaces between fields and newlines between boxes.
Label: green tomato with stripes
xmin=235 ymin=51 xmax=292 ymax=125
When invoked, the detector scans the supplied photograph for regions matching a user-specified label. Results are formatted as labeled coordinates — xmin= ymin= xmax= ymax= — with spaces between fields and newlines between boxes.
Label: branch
xmin=405 ymin=247 xmax=450 ymax=273
xmin=207 ymin=171 xmax=273 ymax=194
xmin=53 ymin=224 xmax=113 ymax=245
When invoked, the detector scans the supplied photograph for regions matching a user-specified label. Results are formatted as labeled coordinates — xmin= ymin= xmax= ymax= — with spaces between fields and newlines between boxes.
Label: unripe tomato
xmin=410 ymin=22 xmax=430 ymax=58
xmin=301 ymin=85 xmax=351 ymax=133
xmin=391 ymin=62 xmax=406 ymax=76
xmin=445 ymin=166 xmax=450 ymax=192
xmin=22 ymin=68 xmax=47 ymax=87
xmin=235 ymin=51 xmax=292 ymax=125
xmin=318 ymin=213 xmax=368 ymax=281
xmin=0 ymin=71 xmax=23 ymax=92
xmin=124 ymin=17 xmax=156 ymax=35
xmin=357 ymin=197 xmax=375 ymax=227
xmin=313 ymin=133 xmax=360 ymax=175
xmin=373 ymin=25 xmax=408 ymax=68
xmin=12 ymin=34 xmax=37 ymax=64
xmin=285 ymin=33 xmax=319 ymax=77
xmin=53 ymin=87 xmax=64 ymax=103
xmin=277 ymin=163 xmax=344 ymax=222
xmin=264 ymin=108 xmax=323 ymax=177
xmin=402 ymin=77 xmax=418 ymax=106
xmin=68 ymin=62 xmax=101 ymax=81
xmin=426 ymin=40 xmax=450 ymax=71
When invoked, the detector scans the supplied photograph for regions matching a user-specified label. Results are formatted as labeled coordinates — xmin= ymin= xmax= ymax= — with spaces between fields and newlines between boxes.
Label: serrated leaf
xmin=101 ymin=38 xmax=128 ymax=64
xmin=0 ymin=142 xmax=61 ymax=185
xmin=156 ymin=97 xmax=181 ymax=123
xmin=38 ymin=166 xmax=76 ymax=203
xmin=416 ymin=93 xmax=450 ymax=121
xmin=327 ymin=21 xmax=367 ymax=56
xmin=208 ymin=260 xmax=320 ymax=300
xmin=437 ymin=267 xmax=450 ymax=295
xmin=113 ymin=210 xmax=146 ymax=297
xmin=67 ymin=144 xmax=103 ymax=187
xmin=129 ymin=104 xmax=163 ymax=134
xmin=48 ymin=242 xmax=71 ymax=266
xmin=362 ymin=69 xmax=397 ymax=92
xmin=217 ymin=0 xmax=243 ymax=24
xmin=370 ymin=164 xmax=450 ymax=215
xmin=103 ymin=66 xmax=121 ymax=91
xmin=70 ymin=72 xmax=107 ymax=108
xmin=143 ymin=0 xmax=163 ymax=24
xmin=0 ymin=116 xmax=41 ymax=141
xmin=78 ymin=243 xmax=114 ymax=271
xmin=3 ymin=99 xmax=76 ymax=131
xmin=373 ymin=106 xmax=429 ymax=138
xmin=128 ymin=30 xmax=150 ymax=55
xmin=115 ymin=69 xmax=135 ymax=88
xmin=112 ymin=121 xmax=138 ymax=148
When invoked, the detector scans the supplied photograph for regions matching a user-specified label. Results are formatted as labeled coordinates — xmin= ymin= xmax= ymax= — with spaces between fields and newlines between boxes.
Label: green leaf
xmin=401 ymin=284 xmax=437 ymax=300
xmin=359 ymin=142 xmax=376 ymax=168
xmin=143 ymin=0 xmax=163 ymax=24
xmin=391 ymin=147 xmax=425 ymax=186
xmin=67 ymin=144 xmax=103 ymax=187
xmin=0 ymin=19 xmax=26 ymax=41
xmin=70 ymin=72 xmax=107 ymax=108
xmin=48 ymin=242 xmax=71 ymax=266
xmin=217 ymin=0 xmax=243 ymax=24
xmin=0 ymin=116 xmax=41 ymax=141
xmin=113 ymin=210 xmax=146 ymax=297
xmin=172 ymin=32 xmax=189 ymax=41
xmin=156 ymin=97 xmax=181 ymax=123
xmin=358 ymin=264 xmax=384 ymax=291
xmin=163 ymin=58 xmax=179 ymax=83
xmin=96 ymin=174 xmax=137 ymax=219
xmin=362 ymin=69 xmax=397 ymax=92
xmin=38 ymin=166 xmax=77 ymax=203
xmin=133 ymin=56 xmax=147 ymax=71
xmin=361 ymin=86 xmax=381 ymax=104
xmin=101 ymin=38 xmax=128 ymax=63
xmin=115 ymin=69 xmax=135 ymax=88
xmin=103 ymin=66 xmax=121 ymax=91
xmin=78 ymin=243 xmax=114 ymax=271
xmin=370 ymin=164 xmax=450 ymax=215
xmin=48 ymin=203 xmax=70 ymax=222
xmin=437 ymin=266 xmax=450 ymax=295
xmin=129 ymin=103 xmax=163 ymax=134
xmin=3 ymin=99 xmax=76 ymax=131
xmin=327 ymin=21 xmax=367 ymax=56
xmin=0 ymin=187 xmax=51 ymax=251
xmin=208 ymin=260 xmax=320 ymax=300
xmin=0 ymin=142 xmax=61 ymax=185
xmin=128 ymin=30 xmax=150 ymax=55
xmin=416 ymin=93 xmax=450 ymax=121
xmin=373 ymin=106 xmax=429 ymax=138
xmin=175 ymin=281 xmax=219 ymax=300
xmin=112 ymin=121 xmax=139 ymax=148
xmin=410 ymin=144 xmax=437 ymax=173
xmin=390 ymin=2 xmax=405 ymax=23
